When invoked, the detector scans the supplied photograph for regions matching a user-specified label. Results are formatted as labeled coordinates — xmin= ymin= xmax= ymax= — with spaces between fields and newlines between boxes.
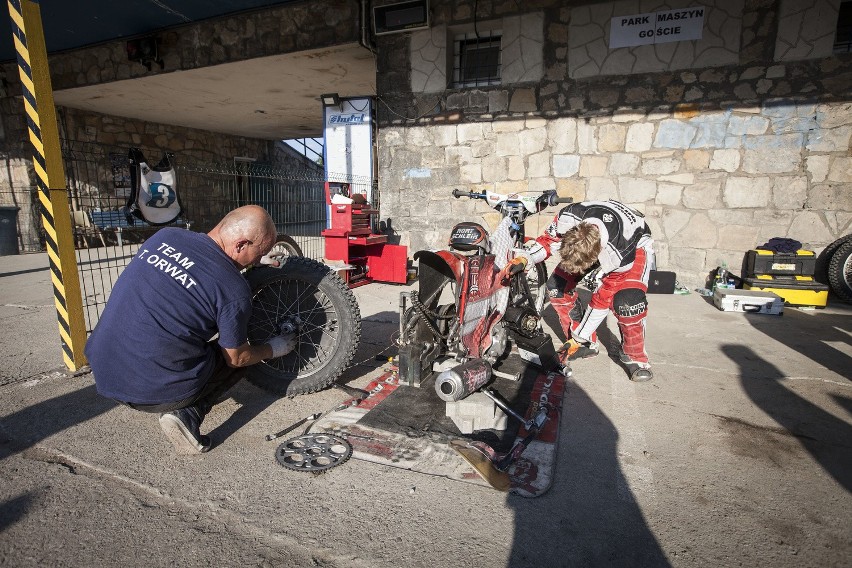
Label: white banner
xmin=323 ymin=97 xmax=373 ymax=201
xmin=609 ymin=6 xmax=705 ymax=48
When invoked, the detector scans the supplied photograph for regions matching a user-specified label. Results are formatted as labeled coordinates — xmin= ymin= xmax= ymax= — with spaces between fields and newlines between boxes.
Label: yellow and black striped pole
xmin=7 ymin=0 xmax=87 ymax=371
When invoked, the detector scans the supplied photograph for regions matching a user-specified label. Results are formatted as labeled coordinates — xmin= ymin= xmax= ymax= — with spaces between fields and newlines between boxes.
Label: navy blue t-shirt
xmin=85 ymin=228 xmax=252 ymax=404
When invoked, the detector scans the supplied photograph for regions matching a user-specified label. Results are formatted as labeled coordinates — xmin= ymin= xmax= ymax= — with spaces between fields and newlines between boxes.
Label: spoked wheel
xmin=527 ymin=262 xmax=548 ymax=313
xmin=270 ymin=234 xmax=303 ymax=259
xmin=245 ymin=257 xmax=361 ymax=396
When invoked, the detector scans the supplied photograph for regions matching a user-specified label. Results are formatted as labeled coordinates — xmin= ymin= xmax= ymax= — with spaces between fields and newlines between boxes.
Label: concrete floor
xmin=1 ymin=251 xmax=850 ymax=567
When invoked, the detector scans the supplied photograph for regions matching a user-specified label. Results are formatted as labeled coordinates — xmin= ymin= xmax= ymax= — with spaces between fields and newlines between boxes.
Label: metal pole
xmin=7 ymin=0 xmax=87 ymax=371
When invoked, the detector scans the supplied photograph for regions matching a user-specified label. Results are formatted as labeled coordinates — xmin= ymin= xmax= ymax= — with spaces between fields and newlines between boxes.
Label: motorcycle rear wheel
xmin=244 ymin=258 xmax=361 ymax=396
xmin=527 ymin=262 xmax=548 ymax=313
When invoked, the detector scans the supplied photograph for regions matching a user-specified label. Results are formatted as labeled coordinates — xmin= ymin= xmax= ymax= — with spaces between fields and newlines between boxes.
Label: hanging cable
xmin=147 ymin=0 xmax=191 ymax=22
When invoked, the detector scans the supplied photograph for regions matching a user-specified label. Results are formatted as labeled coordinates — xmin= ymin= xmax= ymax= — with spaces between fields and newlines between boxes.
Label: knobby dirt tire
xmin=827 ymin=239 xmax=852 ymax=304
xmin=815 ymin=234 xmax=852 ymax=285
xmin=272 ymin=234 xmax=303 ymax=258
xmin=244 ymin=257 xmax=361 ymax=396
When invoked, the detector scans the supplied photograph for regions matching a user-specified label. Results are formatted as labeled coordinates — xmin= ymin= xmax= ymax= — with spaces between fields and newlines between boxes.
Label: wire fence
xmin=0 ymin=141 xmax=375 ymax=333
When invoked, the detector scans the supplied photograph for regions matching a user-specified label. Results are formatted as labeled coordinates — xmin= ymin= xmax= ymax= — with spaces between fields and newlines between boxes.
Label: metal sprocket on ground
xmin=275 ymin=433 xmax=353 ymax=473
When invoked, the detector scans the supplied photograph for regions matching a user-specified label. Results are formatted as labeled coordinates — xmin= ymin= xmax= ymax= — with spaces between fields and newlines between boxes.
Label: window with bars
xmin=452 ymin=31 xmax=502 ymax=88
xmin=834 ymin=0 xmax=852 ymax=53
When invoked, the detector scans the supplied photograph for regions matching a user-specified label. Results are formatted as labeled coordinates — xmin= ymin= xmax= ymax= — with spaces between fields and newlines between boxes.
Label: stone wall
xmin=58 ymin=108 xmax=286 ymax=166
xmin=569 ymin=0 xmax=743 ymax=78
xmin=410 ymin=12 xmax=544 ymax=92
xmin=10 ymin=0 xmax=361 ymax=92
xmin=375 ymin=0 xmax=852 ymax=287
xmin=775 ymin=0 xmax=842 ymax=61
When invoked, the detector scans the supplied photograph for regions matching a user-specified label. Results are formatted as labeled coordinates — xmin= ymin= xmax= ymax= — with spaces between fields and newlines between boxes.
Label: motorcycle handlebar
xmin=452 ymin=189 xmax=572 ymax=208
xmin=452 ymin=189 xmax=485 ymax=200
xmin=549 ymin=195 xmax=574 ymax=206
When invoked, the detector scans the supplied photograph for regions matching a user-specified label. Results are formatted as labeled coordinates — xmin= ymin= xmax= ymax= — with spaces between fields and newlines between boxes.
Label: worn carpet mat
xmin=312 ymin=356 xmax=566 ymax=497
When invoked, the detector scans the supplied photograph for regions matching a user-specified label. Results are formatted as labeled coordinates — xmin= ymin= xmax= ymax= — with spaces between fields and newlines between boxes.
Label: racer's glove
xmin=557 ymin=337 xmax=599 ymax=361
xmin=498 ymin=256 xmax=528 ymax=283
xmin=512 ymin=241 xmax=547 ymax=265
xmin=259 ymin=250 xmax=285 ymax=267
xmin=558 ymin=337 xmax=582 ymax=354
xmin=267 ymin=333 xmax=296 ymax=358
xmin=507 ymin=256 xmax=528 ymax=276
xmin=579 ymin=266 xmax=603 ymax=289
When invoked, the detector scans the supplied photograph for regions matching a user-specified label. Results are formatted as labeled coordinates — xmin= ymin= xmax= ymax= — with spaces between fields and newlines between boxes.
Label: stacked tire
xmin=817 ymin=234 xmax=852 ymax=304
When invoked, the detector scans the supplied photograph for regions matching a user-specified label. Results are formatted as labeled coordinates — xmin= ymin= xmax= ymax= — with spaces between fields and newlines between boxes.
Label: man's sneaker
xmin=159 ymin=406 xmax=211 ymax=454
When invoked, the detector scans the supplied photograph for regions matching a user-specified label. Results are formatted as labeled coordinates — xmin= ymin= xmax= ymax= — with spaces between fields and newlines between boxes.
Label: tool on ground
xmin=333 ymin=382 xmax=370 ymax=400
xmin=449 ymin=439 xmax=511 ymax=491
xmin=451 ymin=387 xmax=551 ymax=489
xmin=275 ymin=433 xmax=353 ymax=473
xmin=265 ymin=412 xmax=322 ymax=441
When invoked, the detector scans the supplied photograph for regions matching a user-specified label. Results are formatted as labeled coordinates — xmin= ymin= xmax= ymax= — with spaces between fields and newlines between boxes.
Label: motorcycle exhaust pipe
xmin=434 ymin=359 xmax=492 ymax=402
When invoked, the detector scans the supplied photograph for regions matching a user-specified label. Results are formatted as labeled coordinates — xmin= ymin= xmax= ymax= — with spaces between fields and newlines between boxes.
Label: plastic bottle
xmin=712 ymin=263 xmax=727 ymax=291
xmin=716 ymin=261 xmax=728 ymax=288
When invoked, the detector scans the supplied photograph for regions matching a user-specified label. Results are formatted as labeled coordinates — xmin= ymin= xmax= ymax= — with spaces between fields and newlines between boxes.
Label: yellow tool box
xmin=743 ymin=275 xmax=828 ymax=308
xmin=745 ymin=249 xmax=816 ymax=277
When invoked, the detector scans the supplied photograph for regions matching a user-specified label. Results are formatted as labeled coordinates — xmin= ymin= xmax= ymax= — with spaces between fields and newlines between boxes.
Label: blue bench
xmin=89 ymin=210 xmax=191 ymax=246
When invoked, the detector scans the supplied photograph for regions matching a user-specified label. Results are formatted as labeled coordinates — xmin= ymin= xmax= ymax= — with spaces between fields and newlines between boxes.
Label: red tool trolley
xmin=322 ymin=182 xmax=408 ymax=288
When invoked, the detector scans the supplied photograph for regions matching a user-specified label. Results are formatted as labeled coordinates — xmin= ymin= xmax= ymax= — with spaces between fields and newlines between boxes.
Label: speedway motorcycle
xmin=396 ymin=188 xmax=572 ymax=486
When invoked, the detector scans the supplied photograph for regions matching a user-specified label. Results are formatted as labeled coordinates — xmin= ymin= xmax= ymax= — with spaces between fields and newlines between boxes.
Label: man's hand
xmin=259 ymin=250 xmax=286 ymax=267
xmin=267 ymin=333 xmax=296 ymax=358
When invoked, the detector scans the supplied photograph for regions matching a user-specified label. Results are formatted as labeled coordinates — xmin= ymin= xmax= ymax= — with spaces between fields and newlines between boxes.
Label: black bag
xmin=126 ymin=148 xmax=183 ymax=225
xmin=647 ymin=270 xmax=676 ymax=294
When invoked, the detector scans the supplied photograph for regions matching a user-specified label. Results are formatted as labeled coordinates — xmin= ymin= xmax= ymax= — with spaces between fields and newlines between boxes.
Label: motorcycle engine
xmin=502 ymin=305 xmax=541 ymax=338
xmin=483 ymin=321 xmax=509 ymax=363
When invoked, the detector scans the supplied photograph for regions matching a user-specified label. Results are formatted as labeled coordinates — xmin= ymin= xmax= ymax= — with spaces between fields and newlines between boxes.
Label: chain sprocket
xmin=275 ymin=433 xmax=353 ymax=473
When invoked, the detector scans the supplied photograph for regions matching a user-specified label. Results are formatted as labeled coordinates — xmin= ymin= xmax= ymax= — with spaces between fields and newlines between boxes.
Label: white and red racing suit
xmin=529 ymin=200 xmax=655 ymax=365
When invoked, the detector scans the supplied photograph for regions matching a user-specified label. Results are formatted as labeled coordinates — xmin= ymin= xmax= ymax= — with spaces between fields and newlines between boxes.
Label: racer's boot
xmin=619 ymin=352 xmax=654 ymax=382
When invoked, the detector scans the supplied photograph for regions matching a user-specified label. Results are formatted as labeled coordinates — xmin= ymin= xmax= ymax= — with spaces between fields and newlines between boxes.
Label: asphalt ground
xmin=1 ymin=251 xmax=850 ymax=568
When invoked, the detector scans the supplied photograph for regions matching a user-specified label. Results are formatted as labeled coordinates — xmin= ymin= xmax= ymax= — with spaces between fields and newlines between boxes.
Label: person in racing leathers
xmin=524 ymin=199 xmax=655 ymax=382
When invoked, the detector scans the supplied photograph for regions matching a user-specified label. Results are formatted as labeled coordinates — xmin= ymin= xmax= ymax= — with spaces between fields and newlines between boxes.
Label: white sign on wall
xmin=609 ymin=6 xmax=705 ymax=48
xmin=323 ymin=97 xmax=374 ymax=200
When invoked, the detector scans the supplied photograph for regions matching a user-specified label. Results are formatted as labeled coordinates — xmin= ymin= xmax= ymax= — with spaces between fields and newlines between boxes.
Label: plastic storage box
xmin=745 ymin=249 xmax=816 ymax=277
xmin=743 ymin=275 xmax=828 ymax=308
